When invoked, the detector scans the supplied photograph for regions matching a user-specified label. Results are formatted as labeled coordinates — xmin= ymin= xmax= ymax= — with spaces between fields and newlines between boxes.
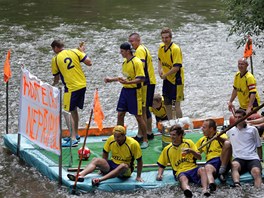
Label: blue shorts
xmin=162 ymin=79 xmax=184 ymax=104
xmin=178 ymin=167 xmax=201 ymax=184
xmin=162 ymin=79 xmax=176 ymax=102
xmin=206 ymin=157 xmax=221 ymax=175
xmin=63 ymin=87 xmax=86 ymax=111
xmin=146 ymin=84 xmax=155 ymax=118
xmin=107 ymin=160 xmax=120 ymax=171
xmin=117 ymin=88 xmax=142 ymax=115
xmin=107 ymin=160 xmax=132 ymax=177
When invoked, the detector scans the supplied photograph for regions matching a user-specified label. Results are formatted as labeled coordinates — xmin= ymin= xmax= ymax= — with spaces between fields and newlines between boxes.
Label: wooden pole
xmin=71 ymin=106 xmax=94 ymax=193
xmin=198 ymin=103 xmax=264 ymax=150
xmin=6 ymin=82 xmax=9 ymax=134
xmin=250 ymin=55 xmax=253 ymax=75
xmin=58 ymin=88 xmax=63 ymax=186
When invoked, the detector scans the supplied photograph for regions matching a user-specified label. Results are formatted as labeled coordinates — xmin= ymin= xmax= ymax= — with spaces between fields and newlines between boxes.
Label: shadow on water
xmin=0 ymin=0 xmax=264 ymax=197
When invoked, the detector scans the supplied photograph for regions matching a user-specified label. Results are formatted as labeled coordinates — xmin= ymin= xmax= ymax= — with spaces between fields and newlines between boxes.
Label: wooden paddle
xmin=198 ymin=102 xmax=264 ymax=150
xmin=71 ymin=105 xmax=94 ymax=194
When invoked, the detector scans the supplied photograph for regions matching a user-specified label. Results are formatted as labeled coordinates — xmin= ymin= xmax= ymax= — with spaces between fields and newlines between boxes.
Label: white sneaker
xmin=140 ymin=142 xmax=149 ymax=149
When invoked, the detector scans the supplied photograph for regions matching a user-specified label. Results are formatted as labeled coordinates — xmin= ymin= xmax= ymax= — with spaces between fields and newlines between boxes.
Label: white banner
xmin=18 ymin=68 xmax=61 ymax=155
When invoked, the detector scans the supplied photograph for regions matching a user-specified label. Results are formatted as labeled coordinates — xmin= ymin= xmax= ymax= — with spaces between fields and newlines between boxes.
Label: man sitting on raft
xmin=196 ymin=119 xmax=232 ymax=191
xmin=156 ymin=125 xmax=210 ymax=197
xmin=67 ymin=125 xmax=144 ymax=185
xmin=226 ymin=109 xmax=263 ymax=188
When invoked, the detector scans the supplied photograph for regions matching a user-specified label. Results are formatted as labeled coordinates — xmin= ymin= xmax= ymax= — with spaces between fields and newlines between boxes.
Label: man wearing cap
xmin=67 ymin=125 xmax=143 ymax=185
xmin=104 ymin=42 xmax=149 ymax=149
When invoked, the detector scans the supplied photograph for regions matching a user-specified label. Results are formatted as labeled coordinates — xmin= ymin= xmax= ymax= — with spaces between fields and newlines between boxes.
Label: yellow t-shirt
xmin=122 ymin=56 xmax=145 ymax=89
xmin=149 ymin=99 xmax=167 ymax=119
xmin=134 ymin=44 xmax=156 ymax=85
xmin=104 ymin=135 xmax=142 ymax=166
xmin=157 ymin=139 xmax=198 ymax=177
xmin=233 ymin=71 xmax=260 ymax=109
xmin=158 ymin=42 xmax=184 ymax=85
xmin=196 ymin=132 xmax=227 ymax=161
xmin=51 ymin=49 xmax=87 ymax=91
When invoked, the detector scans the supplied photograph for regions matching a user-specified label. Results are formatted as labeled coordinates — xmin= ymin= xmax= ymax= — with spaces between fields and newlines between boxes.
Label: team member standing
xmin=156 ymin=125 xmax=210 ymax=197
xmin=67 ymin=125 xmax=144 ymax=185
xmin=196 ymin=119 xmax=232 ymax=191
xmin=228 ymin=58 xmax=260 ymax=114
xmin=158 ymin=27 xmax=184 ymax=119
xmin=129 ymin=33 xmax=156 ymax=140
xmin=104 ymin=42 xmax=148 ymax=149
xmin=227 ymin=109 xmax=263 ymax=188
xmin=51 ymin=40 xmax=92 ymax=147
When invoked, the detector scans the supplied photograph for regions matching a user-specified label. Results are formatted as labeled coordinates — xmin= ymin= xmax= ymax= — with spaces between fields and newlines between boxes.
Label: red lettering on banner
xmin=22 ymin=74 xmax=59 ymax=109
xmin=23 ymin=75 xmax=30 ymax=97
xmin=26 ymin=105 xmax=59 ymax=151
xmin=21 ymin=70 xmax=60 ymax=154
xmin=26 ymin=106 xmax=38 ymax=140
xmin=49 ymin=89 xmax=58 ymax=109
xmin=37 ymin=108 xmax=43 ymax=138
xmin=41 ymin=87 xmax=48 ymax=106
xmin=33 ymin=82 xmax=40 ymax=102
xmin=23 ymin=75 xmax=40 ymax=102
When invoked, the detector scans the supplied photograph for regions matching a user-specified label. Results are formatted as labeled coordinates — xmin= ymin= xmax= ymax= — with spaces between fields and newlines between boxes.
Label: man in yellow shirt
xmin=158 ymin=27 xmax=184 ymax=119
xmin=196 ymin=119 xmax=232 ymax=191
xmin=129 ymin=33 xmax=156 ymax=140
xmin=156 ymin=125 xmax=210 ymax=197
xmin=51 ymin=40 xmax=92 ymax=147
xmin=228 ymin=58 xmax=260 ymax=114
xmin=104 ymin=42 xmax=148 ymax=149
xmin=67 ymin=125 xmax=143 ymax=185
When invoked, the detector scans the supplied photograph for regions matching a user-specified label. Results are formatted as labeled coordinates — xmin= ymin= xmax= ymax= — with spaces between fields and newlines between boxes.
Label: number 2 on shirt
xmin=64 ymin=57 xmax=74 ymax=69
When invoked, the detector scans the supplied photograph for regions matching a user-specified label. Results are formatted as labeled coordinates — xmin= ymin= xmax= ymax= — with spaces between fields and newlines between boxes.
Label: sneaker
xmin=133 ymin=136 xmax=143 ymax=143
xmin=230 ymin=182 xmax=241 ymax=188
xmin=147 ymin=133 xmax=154 ymax=140
xmin=183 ymin=189 xmax=193 ymax=198
xmin=67 ymin=174 xmax=84 ymax=182
xmin=140 ymin=141 xmax=149 ymax=149
xmin=209 ymin=183 xmax=216 ymax=192
xmin=62 ymin=139 xmax=78 ymax=147
xmin=203 ymin=190 xmax=211 ymax=197
xmin=63 ymin=135 xmax=81 ymax=142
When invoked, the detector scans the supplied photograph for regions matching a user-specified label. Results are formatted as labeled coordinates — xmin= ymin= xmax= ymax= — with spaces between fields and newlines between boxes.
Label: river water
xmin=0 ymin=0 xmax=263 ymax=197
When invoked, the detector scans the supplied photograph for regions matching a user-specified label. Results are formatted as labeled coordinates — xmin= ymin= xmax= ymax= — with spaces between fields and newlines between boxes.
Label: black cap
xmin=120 ymin=42 xmax=132 ymax=51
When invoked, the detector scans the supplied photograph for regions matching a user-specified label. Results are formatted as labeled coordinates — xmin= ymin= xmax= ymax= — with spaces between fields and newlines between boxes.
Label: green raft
xmin=3 ymin=128 xmax=264 ymax=193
